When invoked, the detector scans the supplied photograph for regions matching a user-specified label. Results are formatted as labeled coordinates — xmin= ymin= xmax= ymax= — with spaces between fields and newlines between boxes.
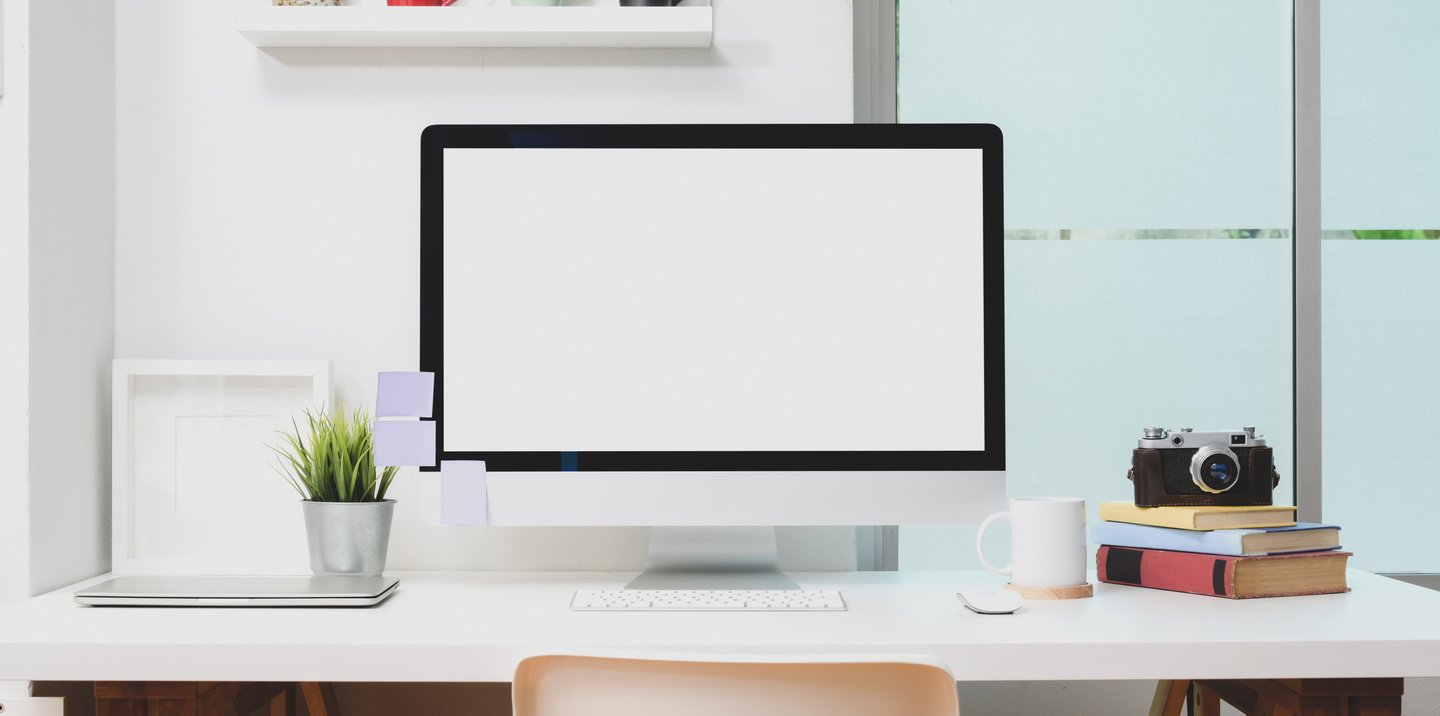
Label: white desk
xmin=3 ymin=570 xmax=1440 ymax=683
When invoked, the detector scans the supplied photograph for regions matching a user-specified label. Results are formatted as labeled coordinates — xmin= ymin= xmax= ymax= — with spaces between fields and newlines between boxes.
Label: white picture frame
xmin=112 ymin=359 xmax=332 ymax=575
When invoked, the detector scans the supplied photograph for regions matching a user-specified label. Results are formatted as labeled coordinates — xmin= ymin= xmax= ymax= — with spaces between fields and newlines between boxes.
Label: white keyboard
xmin=571 ymin=589 xmax=847 ymax=612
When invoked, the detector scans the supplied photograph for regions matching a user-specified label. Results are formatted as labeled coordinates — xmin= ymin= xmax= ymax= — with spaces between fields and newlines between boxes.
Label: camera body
xmin=1129 ymin=427 xmax=1279 ymax=508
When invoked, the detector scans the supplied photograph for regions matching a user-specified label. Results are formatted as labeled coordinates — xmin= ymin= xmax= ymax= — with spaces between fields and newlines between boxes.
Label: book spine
xmin=1096 ymin=545 xmax=1237 ymax=598
xmin=1090 ymin=522 xmax=1245 ymax=556
xmin=1097 ymin=503 xmax=1195 ymax=530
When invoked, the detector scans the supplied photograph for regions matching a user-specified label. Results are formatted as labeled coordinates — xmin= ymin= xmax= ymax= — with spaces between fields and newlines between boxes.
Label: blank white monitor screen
xmin=440 ymin=145 xmax=986 ymax=456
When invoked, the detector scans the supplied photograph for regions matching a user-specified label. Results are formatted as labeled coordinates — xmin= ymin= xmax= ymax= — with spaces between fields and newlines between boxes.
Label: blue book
xmin=1090 ymin=520 xmax=1341 ymax=557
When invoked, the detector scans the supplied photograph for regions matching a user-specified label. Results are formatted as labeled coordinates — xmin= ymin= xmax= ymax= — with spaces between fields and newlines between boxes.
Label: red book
xmin=1096 ymin=545 xmax=1350 ymax=599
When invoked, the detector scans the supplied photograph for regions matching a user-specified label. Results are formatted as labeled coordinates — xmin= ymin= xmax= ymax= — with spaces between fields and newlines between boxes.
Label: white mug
xmin=976 ymin=497 xmax=1087 ymax=587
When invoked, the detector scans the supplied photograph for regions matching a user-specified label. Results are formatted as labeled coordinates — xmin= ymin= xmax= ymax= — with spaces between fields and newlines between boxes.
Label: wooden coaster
xmin=1005 ymin=582 xmax=1094 ymax=600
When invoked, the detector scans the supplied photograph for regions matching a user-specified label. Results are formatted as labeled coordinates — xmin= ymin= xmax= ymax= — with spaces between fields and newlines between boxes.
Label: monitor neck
xmin=624 ymin=527 xmax=800 ymax=590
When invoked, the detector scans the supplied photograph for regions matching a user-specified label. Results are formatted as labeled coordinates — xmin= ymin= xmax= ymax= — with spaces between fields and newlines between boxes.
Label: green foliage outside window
xmin=1353 ymin=230 xmax=1440 ymax=240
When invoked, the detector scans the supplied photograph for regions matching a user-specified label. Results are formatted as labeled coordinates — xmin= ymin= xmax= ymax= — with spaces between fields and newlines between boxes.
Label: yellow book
xmin=1099 ymin=501 xmax=1297 ymax=531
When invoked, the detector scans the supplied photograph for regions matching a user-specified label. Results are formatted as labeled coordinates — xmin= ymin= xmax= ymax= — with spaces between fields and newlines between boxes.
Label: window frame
xmin=860 ymin=0 xmax=1364 ymax=577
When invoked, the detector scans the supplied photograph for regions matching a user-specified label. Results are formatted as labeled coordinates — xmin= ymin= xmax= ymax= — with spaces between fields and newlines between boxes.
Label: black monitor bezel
xmin=420 ymin=124 xmax=1004 ymax=472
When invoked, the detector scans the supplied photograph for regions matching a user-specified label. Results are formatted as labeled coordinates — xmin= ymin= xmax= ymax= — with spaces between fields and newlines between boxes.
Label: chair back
xmin=513 ymin=652 xmax=960 ymax=716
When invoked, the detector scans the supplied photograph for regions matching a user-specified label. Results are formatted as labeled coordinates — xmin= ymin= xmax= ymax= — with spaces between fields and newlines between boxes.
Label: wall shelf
xmin=237 ymin=6 xmax=713 ymax=49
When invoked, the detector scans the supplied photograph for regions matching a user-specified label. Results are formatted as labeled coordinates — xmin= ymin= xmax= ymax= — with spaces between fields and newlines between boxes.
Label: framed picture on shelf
xmin=111 ymin=359 xmax=332 ymax=575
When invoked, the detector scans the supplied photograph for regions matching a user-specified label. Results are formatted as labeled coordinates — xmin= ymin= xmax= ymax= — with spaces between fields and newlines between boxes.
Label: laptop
xmin=74 ymin=575 xmax=399 ymax=607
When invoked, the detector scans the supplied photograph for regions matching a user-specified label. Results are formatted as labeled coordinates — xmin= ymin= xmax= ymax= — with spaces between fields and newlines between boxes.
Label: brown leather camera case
xmin=1131 ymin=446 xmax=1277 ymax=508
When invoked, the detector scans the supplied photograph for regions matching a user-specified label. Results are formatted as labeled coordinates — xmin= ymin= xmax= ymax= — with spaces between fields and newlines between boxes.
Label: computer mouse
xmin=956 ymin=588 xmax=1023 ymax=615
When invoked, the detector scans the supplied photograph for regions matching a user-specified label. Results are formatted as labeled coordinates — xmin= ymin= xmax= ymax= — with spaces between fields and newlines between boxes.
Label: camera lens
xmin=1209 ymin=462 xmax=1230 ymax=482
xmin=1189 ymin=446 xmax=1242 ymax=494
xmin=1202 ymin=457 xmax=1238 ymax=491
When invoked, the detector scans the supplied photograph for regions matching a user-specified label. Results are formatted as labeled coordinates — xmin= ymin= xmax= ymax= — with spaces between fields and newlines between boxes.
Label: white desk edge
xmin=3 ymin=570 xmax=1439 ymax=683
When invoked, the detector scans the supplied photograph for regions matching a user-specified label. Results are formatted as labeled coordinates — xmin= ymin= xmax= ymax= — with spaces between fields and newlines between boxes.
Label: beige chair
xmin=513 ymin=652 xmax=960 ymax=716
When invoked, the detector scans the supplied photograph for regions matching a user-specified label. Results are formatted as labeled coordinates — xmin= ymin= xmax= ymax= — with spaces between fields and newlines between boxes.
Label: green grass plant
xmin=273 ymin=405 xmax=397 ymax=503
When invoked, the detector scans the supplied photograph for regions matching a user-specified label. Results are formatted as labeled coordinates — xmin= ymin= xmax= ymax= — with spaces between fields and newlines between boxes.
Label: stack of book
xmin=1092 ymin=502 xmax=1349 ymax=599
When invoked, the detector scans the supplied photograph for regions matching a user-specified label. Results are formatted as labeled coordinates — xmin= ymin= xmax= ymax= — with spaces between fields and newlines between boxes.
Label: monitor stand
xmin=624 ymin=526 xmax=800 ymax=590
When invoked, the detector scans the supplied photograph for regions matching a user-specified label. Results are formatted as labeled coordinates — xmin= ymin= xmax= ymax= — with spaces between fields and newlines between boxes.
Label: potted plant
xmin=273 ymin=406 xmax=399 ymax=577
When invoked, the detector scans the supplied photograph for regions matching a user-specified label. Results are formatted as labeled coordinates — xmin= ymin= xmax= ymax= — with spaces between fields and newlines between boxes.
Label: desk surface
xmin=3 ymin=570 xmax=1440 ymax=683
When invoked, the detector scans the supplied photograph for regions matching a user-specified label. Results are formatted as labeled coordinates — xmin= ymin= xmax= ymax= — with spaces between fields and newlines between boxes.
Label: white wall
xmin=0 ymin=0 xmax=33 ymax=606
xmin=113 ymin=0 xmax=857 ymax=571
xmin=0 ymin=0 xmax=115 ymax=606
xmin=82 ymin=3 xmax=1440 ymax=715
xmin=26 ymin=0 xmax=115 ymax=597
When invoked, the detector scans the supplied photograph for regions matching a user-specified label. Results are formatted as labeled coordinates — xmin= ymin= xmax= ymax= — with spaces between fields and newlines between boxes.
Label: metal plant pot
xmin=619 ymin=0 xmax=683 ymax=6
xmin=301 ymin=500 xmax=396 ymax=576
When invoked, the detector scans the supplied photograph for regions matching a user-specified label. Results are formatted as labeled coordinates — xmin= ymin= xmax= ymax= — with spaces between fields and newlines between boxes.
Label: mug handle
xmin=976 ymin=511 xmax=1012 ymax=576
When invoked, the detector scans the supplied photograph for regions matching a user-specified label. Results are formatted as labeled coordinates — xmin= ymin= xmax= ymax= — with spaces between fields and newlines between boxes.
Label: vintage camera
xmin=1128 ymin=427 xmax=1281 ymax=507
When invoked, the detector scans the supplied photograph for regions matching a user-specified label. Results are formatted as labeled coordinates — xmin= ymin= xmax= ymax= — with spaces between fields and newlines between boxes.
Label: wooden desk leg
xmin=1194 ymin=678 xmax=1402 ymax=716
xmin=1344 ymin=695 xmax=1403 ymax=715
xmin=271 ymin=685 xmax=295 ymax=716
xmin=1251 ymin=694 xmax=1282 ymax=716
xmin=1192 ymin=683 xmax=1222 ymax=716
xmin=96 ymin=682 xmax=200 ymax=716
xmin=212 ymin=683 xmax=294 ymax=716
xmin=1148 ymin=680 xmax=1190 ymax=716
xmin=300 ymin=683 xmax=341 ymax=716
xmin=97 ymin=682 xmax=298 ymax=716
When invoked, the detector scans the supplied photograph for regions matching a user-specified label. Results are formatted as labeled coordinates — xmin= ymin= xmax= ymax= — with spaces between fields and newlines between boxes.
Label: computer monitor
xmin=419 ymin=125 xmax=1004 ymax=575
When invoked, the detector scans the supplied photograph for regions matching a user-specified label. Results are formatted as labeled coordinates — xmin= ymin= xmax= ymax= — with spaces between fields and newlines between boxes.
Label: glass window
xmin=1321 ymin=0 xmax=1440 ymax=572
xmin=896 ymin=0 xmax=1296 ymax=568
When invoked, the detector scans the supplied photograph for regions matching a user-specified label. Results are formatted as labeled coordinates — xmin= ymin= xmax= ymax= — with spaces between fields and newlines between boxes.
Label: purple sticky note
xmin=373 ymin=420 xmax=437 ymax=467
xmin=376 ymin=371 xmax=435 ymax=418
xmin=441 ymin=460 xmax=489 ymax=526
